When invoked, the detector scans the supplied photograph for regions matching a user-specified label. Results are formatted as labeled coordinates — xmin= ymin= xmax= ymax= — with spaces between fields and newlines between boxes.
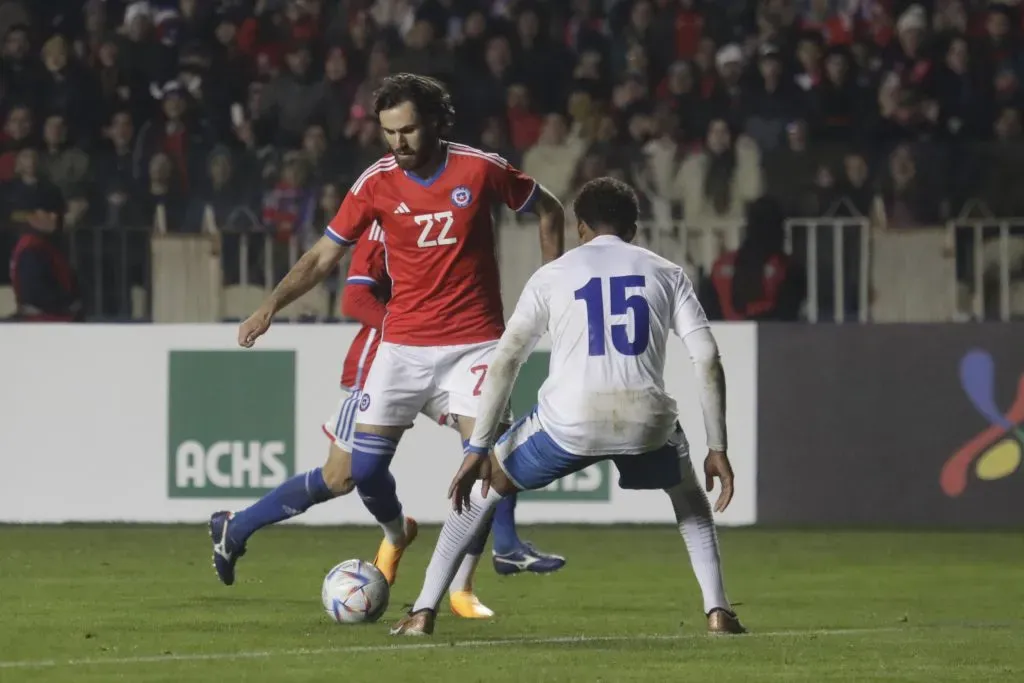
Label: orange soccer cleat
xmin=372 ymin=516 xmax=418 ymax=586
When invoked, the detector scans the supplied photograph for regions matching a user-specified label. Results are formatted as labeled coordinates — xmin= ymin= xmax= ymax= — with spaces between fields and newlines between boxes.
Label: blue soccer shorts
xmin=494 ymin=407 xmax=687 ymax=491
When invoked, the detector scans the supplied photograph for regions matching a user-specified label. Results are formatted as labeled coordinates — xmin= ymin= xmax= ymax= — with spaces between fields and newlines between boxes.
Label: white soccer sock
xmin=380 ymin=515 xmax=406 ymax=545
xmin=449 ymin=551 xmax=482 ymax=594
xmin=412 ymin=487 xmax=501 ymax=612
xmin=665 ymin=461 xmax=731 ymax=614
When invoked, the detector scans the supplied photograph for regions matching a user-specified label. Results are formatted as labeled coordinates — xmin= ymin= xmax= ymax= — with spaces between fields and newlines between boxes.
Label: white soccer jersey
xmin=483 ymin=234 xmax=710 ymax=456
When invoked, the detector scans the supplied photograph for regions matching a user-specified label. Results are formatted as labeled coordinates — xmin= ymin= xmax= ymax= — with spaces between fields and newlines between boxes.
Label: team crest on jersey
xmin=450 ymin=186 xmax=473 ymax=208
xmin=359 ymin=394 xmax=371 ymax=411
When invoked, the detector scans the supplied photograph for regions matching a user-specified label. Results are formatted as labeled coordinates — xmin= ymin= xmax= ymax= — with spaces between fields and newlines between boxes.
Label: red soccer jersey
xmin=340 ymin=222 xmax=388 ymax=389
xmin=325 ymin=142 xmax=539 ymax=346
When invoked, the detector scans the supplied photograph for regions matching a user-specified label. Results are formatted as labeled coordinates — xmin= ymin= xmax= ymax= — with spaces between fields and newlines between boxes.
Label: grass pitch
xmin=1 ymin=525 xmax=1023 ymax=682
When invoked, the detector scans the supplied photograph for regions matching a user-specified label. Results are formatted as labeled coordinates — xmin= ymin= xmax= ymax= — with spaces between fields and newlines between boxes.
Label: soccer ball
xmin=321 ymin=559 xmax=390 ymax=624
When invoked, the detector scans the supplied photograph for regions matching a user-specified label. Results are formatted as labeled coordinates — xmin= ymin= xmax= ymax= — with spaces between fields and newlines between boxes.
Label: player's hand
xmin=703 ymin=449 xmax=734 ymax=513
xmin=238 ymin=305 xmax=273 ymax=348
xmin=448 ymin=451 xmax=492 ymax=514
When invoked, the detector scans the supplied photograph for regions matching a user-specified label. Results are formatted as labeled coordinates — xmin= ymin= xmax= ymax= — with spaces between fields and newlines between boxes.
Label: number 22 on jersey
xmin=415 ymin=211 xmax=456 ymax=248
xmin=574 ymin=276 xmax=651 ymax=357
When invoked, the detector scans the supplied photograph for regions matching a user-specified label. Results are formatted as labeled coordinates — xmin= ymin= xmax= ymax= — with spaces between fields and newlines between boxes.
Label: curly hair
xmin=573 ymin=177 xmax=639 ymax=239
xmin=372 ymin=73 xmax=456 ymax=135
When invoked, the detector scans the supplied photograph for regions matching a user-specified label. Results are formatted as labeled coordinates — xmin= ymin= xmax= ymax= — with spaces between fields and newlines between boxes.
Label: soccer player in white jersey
xmin=391 ymin=177 xmax=745 ymax=636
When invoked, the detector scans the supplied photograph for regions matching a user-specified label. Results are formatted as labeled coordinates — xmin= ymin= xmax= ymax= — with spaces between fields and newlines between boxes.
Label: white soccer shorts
xmin=323 ymin=386 xmax=453 ymax=452
xmin=354 ymin=340 xmax=514 ymax=428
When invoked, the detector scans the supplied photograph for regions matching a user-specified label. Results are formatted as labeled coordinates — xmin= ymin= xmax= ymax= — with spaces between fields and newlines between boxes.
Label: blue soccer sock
xmin=351 ymin=432 xmax=402 ymax=531
xmin=228 ymin=468 xmax=333 ymax=545
xmin=466 ymin=506 xmax=494 ymax=555
xmin=491 ymin=493 xmax=522 ymax=555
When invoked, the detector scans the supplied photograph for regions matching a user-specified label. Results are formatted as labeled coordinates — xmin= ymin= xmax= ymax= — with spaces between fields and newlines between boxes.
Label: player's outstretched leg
xmin=491 ymin=493 xmax=566 ymax=576
xmin=350 ymin=429 xmax=417 ymax=585
xmin=664 ymin=458 xmax=745 ymax=634
xmin=391 ymin=484 xmax=504 ymax=636
xmin=210 ymin=442 xmax=353 ymax=586
xmin=449 ymin=514 xmax=495 ymax=618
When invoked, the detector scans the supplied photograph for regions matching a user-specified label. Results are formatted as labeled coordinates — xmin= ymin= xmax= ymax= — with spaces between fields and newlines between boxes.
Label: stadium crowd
xmin=2 ymin=0 xmax=1023 ymax=320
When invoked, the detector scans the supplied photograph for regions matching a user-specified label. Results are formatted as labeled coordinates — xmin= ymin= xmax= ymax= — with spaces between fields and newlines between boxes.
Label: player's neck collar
xmin=589 ymin=234 xmax=624 ymax=244
xmin=403 ymin=142 xmax=450 ymax=188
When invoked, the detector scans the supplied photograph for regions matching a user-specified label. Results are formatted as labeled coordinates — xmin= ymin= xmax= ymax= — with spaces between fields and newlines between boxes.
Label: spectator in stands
xmin=931 ymin=35 xmax=989 ymax=141
xmin=811 ymin=46 xmax=868 ymax=144
xmin=134 ymin=80 xmax=210 ymax=192
xmin=676 ymin=118 xmax=763 ymax=226
xmin=93 ymin=110 xmax=137 ymax=225
xmin=93 ymin=35 xmax=137 ymax=120
xmin=873 ymin=143 xmax=942 ymax=229
xmin=8 ymin=205 xmax=81 ymax=322
xmin=523 ymin=113 xmax=586 ymax=203
xmin=141 ymin=152 xmax=185 ymax=233
xmin=743 ymin=43 xmax=803 ymax=153
xmin=1 ymin=23 xmax=40 ymax=108
xmin=258 ymin=41 xmax=321 ymax=147
xmin=39 ymin=114 xmax=89 ymax=203
xmin=661 ymin=59 xmax=706 ymax=140
xmin=338 ymin=112 xmax=386 ymax=184
xmin=316 ymin=46 xmax=358 ymax=144
xmin=262 ymin=150 xmax=315 ymax=248
xmin=514 ymin=6 xmax=572 ymax=113
xmin=979 ymin=106 xmax=1024 ymax=216
xmin=765 ymin=119 xmax=834 ymax=216
xmin=478 ymin=115 xmax=518 ymax=166
xmin=700 ymin=197 xmax=804 ymax=321
xmin=505 ymin=83 xmax=543 ymax=154
xmin=794 ymin=32 xmax=825 ymax=92
xmin=0 ymin=103 xmax=33 ymax=181
xmin=39 ymin=35 xmax=98 ymax=144
xmin=300 ymin=122 xmax=339 ymax=185
xmin=390 ymin=20 xmax=454 ymax=83
xmin=708 ymin=43 xmax=746 ymax=123
xmin=827 ymin=152 xmax=875 ymax=217
xmin=185 ymin=146 xmax=257 ymax=234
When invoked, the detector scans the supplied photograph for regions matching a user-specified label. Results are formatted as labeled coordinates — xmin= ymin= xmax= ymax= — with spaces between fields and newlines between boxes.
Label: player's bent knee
xmin=488 ymin=453 xmax=518 ymax=497
xmin=323 ymin=444 xmax=355 ymax=496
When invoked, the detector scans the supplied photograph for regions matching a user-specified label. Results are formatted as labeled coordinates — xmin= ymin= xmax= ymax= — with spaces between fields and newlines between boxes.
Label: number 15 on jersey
xmin=574 ymin=275 xmax=650 ymax=357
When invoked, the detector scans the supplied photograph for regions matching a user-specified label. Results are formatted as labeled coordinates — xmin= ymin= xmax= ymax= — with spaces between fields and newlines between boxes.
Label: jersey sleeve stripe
xmin=515 ymin=180 xmax=540 ymax=213
xmin=346 ymin=276 xmax=377 ymax=285
xmin=351 ymin=159 xmax=398 ymax=195
xmin=325 ymin=225 xmax=355 ymax=245
xmin=449 ymin=146 xmax=509 ymax=168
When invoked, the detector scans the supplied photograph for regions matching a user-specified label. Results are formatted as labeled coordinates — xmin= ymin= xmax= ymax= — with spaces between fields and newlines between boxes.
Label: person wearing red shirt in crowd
xmin=211 ymin=74 xmax=566 ymax=603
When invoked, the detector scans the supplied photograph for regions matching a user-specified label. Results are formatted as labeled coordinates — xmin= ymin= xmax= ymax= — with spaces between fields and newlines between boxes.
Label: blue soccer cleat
xmin=209 ymin=511 xmax=246 ymax=586
xmin=492 ymin=541 xmax=566 ymax=576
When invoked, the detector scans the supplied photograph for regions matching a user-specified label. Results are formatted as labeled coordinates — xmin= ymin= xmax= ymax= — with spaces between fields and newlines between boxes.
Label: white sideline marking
xmin=0 ymin=627 xmax=908 ymax=669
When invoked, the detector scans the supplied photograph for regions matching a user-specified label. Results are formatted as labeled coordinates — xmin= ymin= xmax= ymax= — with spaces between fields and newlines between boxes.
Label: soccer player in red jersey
xmin=208 ymin=224 xmax=565 ymax=618
xmin=213 ymin=73 xmax=566 ymax=591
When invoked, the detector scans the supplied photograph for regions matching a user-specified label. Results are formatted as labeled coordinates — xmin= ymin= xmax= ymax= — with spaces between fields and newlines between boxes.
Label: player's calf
xmin=321 ymin=444 xmax=355 ymax=495
xmin=209 ymin=464 xmax=335 ymax=586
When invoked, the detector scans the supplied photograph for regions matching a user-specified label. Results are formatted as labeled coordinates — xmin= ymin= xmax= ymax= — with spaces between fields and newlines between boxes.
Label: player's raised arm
xmin=467 ymin=272 xmax=550 ymax=455
xmin=528 ymin=185 xmax=565 ymax=264
xmin=485 ymin=153 xmax=565 ymax=264
xmin=672 ymin=268 xmax=733 ymax=512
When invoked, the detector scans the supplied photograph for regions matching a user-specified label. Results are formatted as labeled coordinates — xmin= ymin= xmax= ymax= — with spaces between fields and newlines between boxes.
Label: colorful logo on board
xmin=940 ymin=349 xmax=1024 ymax=497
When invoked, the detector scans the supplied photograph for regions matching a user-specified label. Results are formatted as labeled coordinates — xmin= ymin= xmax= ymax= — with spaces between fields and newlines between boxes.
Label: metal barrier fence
xmin=60 ymin=210 xmax=877 ymax=323
xmin=784 ymin=218 xmax=872 ymax=323
xmin=946 ymin=219 xmax=1024 ymax=321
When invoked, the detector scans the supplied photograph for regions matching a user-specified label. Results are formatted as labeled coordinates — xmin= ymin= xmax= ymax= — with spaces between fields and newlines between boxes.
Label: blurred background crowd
xmin=3 ymin=0 xmax=1024 ymax=322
